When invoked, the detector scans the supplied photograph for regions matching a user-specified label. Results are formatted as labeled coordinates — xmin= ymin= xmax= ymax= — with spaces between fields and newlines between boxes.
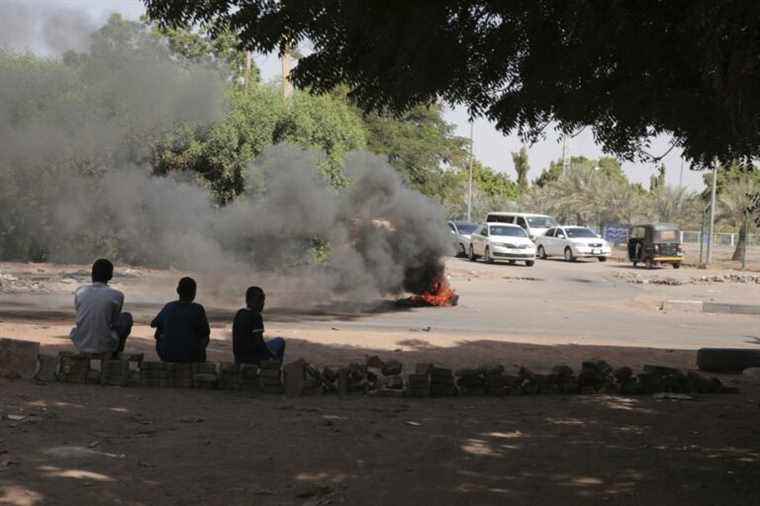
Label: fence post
xmin=730 ymin=233 xmax=735 ymax=248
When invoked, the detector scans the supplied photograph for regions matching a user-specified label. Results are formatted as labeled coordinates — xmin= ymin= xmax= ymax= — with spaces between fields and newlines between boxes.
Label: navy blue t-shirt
xmin=151 ymin=301 xmax=210 ymax=363
xmin=232 ymin=308 xmax=272 ymax=364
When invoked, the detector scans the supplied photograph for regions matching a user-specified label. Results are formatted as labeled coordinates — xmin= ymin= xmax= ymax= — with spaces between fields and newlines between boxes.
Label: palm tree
xmin=716 ymin=177 xmax=760 ymax=260
xmin=648 ymin=185 xmax=701 ymax=227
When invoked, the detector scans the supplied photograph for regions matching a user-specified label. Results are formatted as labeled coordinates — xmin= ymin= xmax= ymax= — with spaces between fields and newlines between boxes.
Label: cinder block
xmin=0 ymin=338 xmax=40 ymax=379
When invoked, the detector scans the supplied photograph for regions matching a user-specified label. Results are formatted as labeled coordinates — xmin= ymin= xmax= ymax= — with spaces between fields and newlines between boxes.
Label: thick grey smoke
xmin=0 ymin=1 xmax=96 ymax=55
xmin=0 ymin=12 xmax=452 ymax=308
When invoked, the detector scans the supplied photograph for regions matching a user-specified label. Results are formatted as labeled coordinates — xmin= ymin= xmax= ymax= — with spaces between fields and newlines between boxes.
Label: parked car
xmin=535 ymin=226 xmax=612 ymax=262
xmin=448 ymin=221 xmax=479 ymax=257
xmin=485 ymin=212 xmax=558 ymax=239
xmin=469 ymin=223 xmax=536 ymax=266
xmin=628 ymin=223 xmax=683 ymax=268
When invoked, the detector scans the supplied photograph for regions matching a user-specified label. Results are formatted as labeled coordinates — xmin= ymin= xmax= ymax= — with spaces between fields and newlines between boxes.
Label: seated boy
xmin=70 ymin=258 xmax=133 ymax=358
xmin=233 ymin=286 xmax=285 ymax=365
xmin=151 ymin=277 xmax=211 ymax=363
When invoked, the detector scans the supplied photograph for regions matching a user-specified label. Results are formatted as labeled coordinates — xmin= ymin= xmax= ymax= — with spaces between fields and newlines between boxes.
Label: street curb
xmin=661 ymin=300 xmax=703 ymax=312
xmin=703 ymin=302 xmax=760 ymax=315
xmin=663 ymin=300 xmax=760 ymax=315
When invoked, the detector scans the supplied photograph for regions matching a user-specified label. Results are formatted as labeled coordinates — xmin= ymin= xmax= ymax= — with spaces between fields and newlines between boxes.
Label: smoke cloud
xmin=0 ymin=1 xmax=97 ymax=55
xmin=0 ymin=12 xmax=452 ymax=308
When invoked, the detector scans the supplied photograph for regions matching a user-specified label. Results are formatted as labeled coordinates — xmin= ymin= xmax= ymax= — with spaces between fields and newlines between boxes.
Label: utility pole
xmin=243 ymin=51 xmax=253 ymax=90
xmin=679 ymin=159 xmax=684 ymax=188
xmin=705 ymin=161 xmax=719 ymax=265
xmin=466 ymin=120 xmax=474 ymax=222
xmin=282 ymin=48 xmax=294 ymax=98
xmin=561 ymin=134 xmax=570 ymax=173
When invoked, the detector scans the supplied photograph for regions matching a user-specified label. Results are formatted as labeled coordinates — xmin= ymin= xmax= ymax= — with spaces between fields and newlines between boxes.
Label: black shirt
xmin=151 ymin=301 xmax=210 ymax=363
xmin=232 ymin=308 xmax=271 ymax=364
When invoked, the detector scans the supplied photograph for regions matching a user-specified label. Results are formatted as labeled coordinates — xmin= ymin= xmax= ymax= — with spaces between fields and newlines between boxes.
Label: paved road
xmin=1 ymin=257 xmax=759 ymax=351
xmin=283 ymin=257 xmax=760 ymax=350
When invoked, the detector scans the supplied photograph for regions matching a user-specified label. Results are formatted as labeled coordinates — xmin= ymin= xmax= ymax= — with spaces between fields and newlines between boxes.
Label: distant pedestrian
xmin=233 ymin=286 xmax=285 ymax=365
xmin=151 ymin=277 xmax=211 ymax=363
xmin=70 ymin=259 xmax=133 ymax=357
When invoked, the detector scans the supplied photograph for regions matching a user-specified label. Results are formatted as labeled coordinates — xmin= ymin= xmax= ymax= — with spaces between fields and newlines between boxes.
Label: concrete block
xmin=284 ymin=359 xmax=306 ymax=397
xmin=0 ymin=337 xmax=40 ymax=379
xmin=703 ymin=302 xmax=760 ymax=315
xmin=661 ymin=300 xmax=703 ymax=312
xmin=698 ymin=348 xmax=760 ymax=373
xmin=35 ymin=354 xmax=58 ymax=382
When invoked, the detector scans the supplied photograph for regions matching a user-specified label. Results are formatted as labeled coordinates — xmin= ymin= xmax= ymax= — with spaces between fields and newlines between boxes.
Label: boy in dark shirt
xmin=151 ymin=277 xmax=211 ymax=363
xmin=233 ymin=286 xmax=285 ymax=365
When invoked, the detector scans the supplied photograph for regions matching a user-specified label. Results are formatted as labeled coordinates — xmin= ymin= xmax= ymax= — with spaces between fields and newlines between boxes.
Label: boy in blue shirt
xmin=151 ymin=277 xmax=210 ymax=363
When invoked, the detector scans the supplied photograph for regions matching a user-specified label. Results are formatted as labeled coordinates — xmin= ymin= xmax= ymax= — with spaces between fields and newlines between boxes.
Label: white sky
xmin=6 ymin=0 xmax=705 ymax=190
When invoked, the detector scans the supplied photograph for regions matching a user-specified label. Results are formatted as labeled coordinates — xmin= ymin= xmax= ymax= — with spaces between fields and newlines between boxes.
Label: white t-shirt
xmin=69 ymin=282 xmax=124 ymax=353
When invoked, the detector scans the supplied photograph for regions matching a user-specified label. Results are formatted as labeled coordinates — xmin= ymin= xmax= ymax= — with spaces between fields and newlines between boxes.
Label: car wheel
xmin=469 ymin=245 xmax=478 ymax=262
xmin=673 ymin=263 xmax=681 ymax=269
xmin=457 ymin=243 xmax=466 ymax=258
xmin=526 ymin=260 xmax=535 ymax=267
xmin=537 ymin=245 xmax=547 ymax=259
xmin=484 ymin=247 xmax=494 ymax=263
xmin=507 ymin=260 xmax=515 ymax=265
xmin=564 ymin=247 xmax=575 ymax=262
xmin=598 ymin=256 xmax=607 ymax=262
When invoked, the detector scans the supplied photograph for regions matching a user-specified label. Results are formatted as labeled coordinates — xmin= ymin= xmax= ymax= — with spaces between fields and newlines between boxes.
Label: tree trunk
xmin=732 ymin=220 xmax=747 ymax=261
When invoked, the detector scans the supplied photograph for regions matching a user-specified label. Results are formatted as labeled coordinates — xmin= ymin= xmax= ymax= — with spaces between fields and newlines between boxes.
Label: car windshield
xmin=526 ymin=216 xmax=557 ymax=228
xmin=654 ymin=229 xmax=679 ymax=242
xmin=490 ymin=226 xmax=527 ymax=237
xmin=456 ymin=223 xmax=478 ymax=234
xmin=565 ymin=228 xmax=597 ymax=238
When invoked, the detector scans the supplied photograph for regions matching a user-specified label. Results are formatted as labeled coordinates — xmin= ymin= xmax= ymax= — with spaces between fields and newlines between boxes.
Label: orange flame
xmin=413 ymin=275 xmax=458 ymax=307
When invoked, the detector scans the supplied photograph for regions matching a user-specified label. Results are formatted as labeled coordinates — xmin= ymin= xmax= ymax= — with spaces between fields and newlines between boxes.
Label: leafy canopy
xmin=145 ymin=1 xmax=760 ymax=167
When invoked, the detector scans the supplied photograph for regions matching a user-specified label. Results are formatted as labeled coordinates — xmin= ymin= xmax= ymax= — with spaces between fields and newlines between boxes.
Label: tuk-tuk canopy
xmin=630 ymin=223 xmax=682 ymax=242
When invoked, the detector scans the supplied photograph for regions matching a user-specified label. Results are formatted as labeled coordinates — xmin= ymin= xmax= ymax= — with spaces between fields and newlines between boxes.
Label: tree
xmin=714 ymin=171 xmax=760 ymax=260
xmin=650 ymin=164 xmax=667 ymax=191
xmin=520 ymin=160 xmax=647 ymax=230
xmin=647 ymin=185 xmax=702 ymax=228
xmin=534 ymin=160 xmax=563 ymax=188
xmin=362 ymin=104 xmax=469 ymax=199
xmin=274 ymin=90 xmax=368 ymax=186
xmin=442 ymin=161 xmax=519 ymax=221
xmin=511 ymin=146 xmax=530 ymax=191
xmin=146 ymin=1 xmax=760 ymax=167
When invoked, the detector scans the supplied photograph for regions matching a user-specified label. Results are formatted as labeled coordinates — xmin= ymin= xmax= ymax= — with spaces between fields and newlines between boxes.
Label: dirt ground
xmin=2 ymin=378 xmax=759 ymax=506
xmin=2 ymin=258 xmax=760 ymax=505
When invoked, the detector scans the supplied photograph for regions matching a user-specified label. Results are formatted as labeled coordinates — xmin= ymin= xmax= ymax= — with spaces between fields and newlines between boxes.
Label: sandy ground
xmin=1 ymin=379 xmax=759 ymax=506
xmin=2 ymin=258 xmax=760 ymax=505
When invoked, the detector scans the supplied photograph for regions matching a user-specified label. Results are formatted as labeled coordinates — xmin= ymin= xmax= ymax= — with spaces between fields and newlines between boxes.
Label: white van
xmin=485 ymin=212 xmax=558 ymax=239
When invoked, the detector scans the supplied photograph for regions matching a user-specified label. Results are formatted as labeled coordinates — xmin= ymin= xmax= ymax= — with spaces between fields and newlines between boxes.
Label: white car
xmin=485 ymin=212 xmax=558 ymax=240
xmin=534 ymin=226 xmax=611 ymax=262
xmin=469 ymin=223 xmax=536 ymax=266
xmin=448 ymin=221 xmax=479 ymax=257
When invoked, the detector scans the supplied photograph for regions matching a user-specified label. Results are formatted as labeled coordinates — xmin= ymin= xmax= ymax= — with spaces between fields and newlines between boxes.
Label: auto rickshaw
xmin=628 ymin=224 xmax=684 ymax=268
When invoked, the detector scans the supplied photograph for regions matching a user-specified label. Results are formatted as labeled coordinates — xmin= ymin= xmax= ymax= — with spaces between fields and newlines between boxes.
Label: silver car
xmin=448 ymin=221 xmax=479 ymax=257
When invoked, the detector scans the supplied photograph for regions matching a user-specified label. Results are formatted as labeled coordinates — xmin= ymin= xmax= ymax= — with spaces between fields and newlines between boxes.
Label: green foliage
xmin=362 ymin=104 xmax=469 ymax=198
xmin=274 ymin=91 xmax=367 ymax=186
xmin=146 ymin=1 xmax=760 ymax=167
xmin=534 ymin=161 xmax=563 ymax=188
xmin=441 ymin=162 xmax=519 ymax=221
xmin=511 ymin=147 xmax=530 ymax=191
xmin=152 ymin=21 xmax=255 ymax=84
xmin=520 ymin=158 xmax=701 ymax=230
